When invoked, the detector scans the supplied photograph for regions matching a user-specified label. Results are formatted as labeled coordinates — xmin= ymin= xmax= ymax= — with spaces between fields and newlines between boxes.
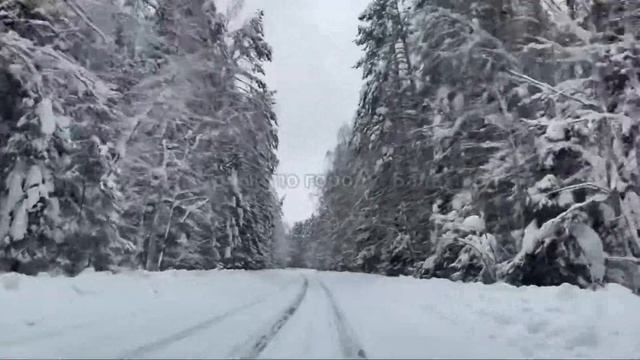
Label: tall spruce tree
xmin=0 ymin=0 xmax=134 ymax=275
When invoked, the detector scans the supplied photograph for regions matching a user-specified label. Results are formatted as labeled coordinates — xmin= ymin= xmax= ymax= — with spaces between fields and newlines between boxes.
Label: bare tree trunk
xmin=144 ymin=209 xmax=160 ymax=271
xmin=157 ymin=246 xmax=165 ymax=271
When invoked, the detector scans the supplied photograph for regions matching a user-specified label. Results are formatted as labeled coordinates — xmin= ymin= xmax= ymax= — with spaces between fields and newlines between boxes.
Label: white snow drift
xmin=1 ymin=269 xmax=639 ymax=359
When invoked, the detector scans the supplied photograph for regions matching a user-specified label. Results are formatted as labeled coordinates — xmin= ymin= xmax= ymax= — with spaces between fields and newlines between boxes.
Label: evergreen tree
xmin=119 ymin=0 xmax=280 ymax=271
xmin=0 ymin=0 xmax=281 ymax=275
xmin=305 ymin=0 xmax=640 ymax=293
xmin=0 ymin=0 xmax=133 ymax=275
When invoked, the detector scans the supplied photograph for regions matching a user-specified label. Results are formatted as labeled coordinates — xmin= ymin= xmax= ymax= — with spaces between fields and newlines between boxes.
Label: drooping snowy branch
xmin=62 ymin=0 xmax=109 ymax=43
xmin=503 ymin=68 xmax=602 ymax=110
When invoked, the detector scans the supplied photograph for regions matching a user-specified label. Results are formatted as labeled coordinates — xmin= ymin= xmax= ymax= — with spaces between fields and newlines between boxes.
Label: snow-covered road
xmin=1 ymin=269 xmax=639 ymax=359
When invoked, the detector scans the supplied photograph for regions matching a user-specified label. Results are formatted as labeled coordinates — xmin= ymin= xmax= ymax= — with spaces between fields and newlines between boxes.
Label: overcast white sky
xmin=239 ymin=0 xmax=371 ymax=225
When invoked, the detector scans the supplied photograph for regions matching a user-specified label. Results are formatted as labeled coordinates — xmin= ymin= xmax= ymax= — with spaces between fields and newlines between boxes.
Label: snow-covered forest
xmin=0 ymin=0 xmax=283 ymax=274
xmin=1 ymin=0 xmax=640 ymax=296
xmin=3 ymin=1 xmax=640 ymax=358
xmin=289 ymin=0 xmax=640 ymax=294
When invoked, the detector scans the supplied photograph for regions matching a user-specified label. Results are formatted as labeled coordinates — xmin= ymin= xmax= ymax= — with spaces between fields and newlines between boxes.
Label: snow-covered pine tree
xmin=305 ymin=0 xmax=517 ymax=278
xmin=269 ymin=192 xmax=288 ymax=268
xmin=344 ymin=0 xmax=430 ymax=276
xmin=497 ymin=1 xmax=640 ymax=291
xmin=119 ymin=0 xmax=234 ymax=270
xmin=119 ymin=0 xmax=279 ymax=271
xmin=222 ymin=10 xmax=280 ymax=269
xmin=0 ymin=0 xmax=133 ymax=275
xmin=304 ymin=0 xmax=639 ymax=293
xmin=407 ymin=1 xmax=519 ymax=281
xmin=309 ymin=125 xmax=361 ymax=271
xmin=288 ymin=218 xmax=314 ymax=269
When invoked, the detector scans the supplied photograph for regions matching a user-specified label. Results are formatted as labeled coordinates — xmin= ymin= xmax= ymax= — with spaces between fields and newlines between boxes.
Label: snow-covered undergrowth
xmin=1 ymin=269 xmax=639 ymax=359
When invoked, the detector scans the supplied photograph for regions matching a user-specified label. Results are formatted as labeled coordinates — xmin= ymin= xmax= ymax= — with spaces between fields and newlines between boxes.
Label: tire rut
xmin=0 ymin=319 xmax=100 ymax=347
xmin=318 ymin=279 xmax=367 ymax=359
xmin=231 ymin=276 xmax=309 ymax=359
xmin=119 ymin=283 xmax=295 ymax=359
xmin=0 ymin=306 xmax=154 ymax=347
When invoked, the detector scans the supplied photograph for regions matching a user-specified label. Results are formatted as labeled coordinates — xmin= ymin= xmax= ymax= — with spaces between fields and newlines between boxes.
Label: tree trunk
xmin=144 ymin=210 xmax=160 ymax=271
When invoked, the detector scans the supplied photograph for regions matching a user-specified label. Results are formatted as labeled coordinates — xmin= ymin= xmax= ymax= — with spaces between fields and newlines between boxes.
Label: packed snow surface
xmin=1 ymin=269 xmax=639 ymax=359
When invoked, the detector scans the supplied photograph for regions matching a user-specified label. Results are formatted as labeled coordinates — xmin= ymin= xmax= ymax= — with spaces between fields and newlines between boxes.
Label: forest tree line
xmin=289 ymin=0 xmax=640 ymax=293
xmin=0 ymin=0 xmax=285 ymax=275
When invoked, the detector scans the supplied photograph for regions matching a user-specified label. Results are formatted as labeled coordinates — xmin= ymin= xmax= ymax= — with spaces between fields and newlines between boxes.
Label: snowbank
xmin=1 ymin=269 xmax=639 ymax=358
xmin=0 ymin=269 xmax=298 ymax=358
xmin=318 ymin=271 xmax=640 ymax=359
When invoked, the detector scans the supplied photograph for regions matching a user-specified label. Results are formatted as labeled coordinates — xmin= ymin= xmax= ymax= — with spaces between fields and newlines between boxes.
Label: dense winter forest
xmin=289 ymin=0 xmax=640 ymax=294
xmin=1 ymin=0 xmax=640 ymax=295
xmin=0 ymin=0 xmax=284 ymax=274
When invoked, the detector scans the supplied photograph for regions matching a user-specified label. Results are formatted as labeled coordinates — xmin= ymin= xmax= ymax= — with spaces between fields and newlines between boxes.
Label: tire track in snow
xmin=0 ymin=319 xmax=100 ymax=347
xmin=318 ymin=279 xmax=367 ymax=359
xmin=0 ymin=306 xmax=154 ymax=347
xmin=118 ymin=283 xmax=296 ymax=359
xmin=231 ymin=276 xmax=309 ymax=359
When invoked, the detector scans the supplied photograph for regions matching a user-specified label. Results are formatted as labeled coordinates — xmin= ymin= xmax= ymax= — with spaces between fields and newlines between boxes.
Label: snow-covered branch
xmin=503 ymin=68 xmax=602 ymax=110
xmin=61 ymin=0 xmax=109 ymax=43
xmin=544 ymin=183 xmax=611 ymax=197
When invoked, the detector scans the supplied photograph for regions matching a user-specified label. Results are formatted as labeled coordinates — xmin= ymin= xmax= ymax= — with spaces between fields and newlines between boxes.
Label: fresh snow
xmin=36 ymin=98 xmax=56 ymax=135
xmin=25 ymin=165 xmax=44 ymax=209
xmin=544 ymin=122 xmax=566 ymax=141
xmin=9 ymin=201 xmax=28 ymax=241
xmin=1 ymin=269 xmax=639 ymax=359
xmin=462 ymin=215 xmax=485 ymax=233
xmin=0 ymin=170 xmax=25 ymax=241
xmin=569 ymin=223 xmax=606 ymax=283
xmin=521 ymin=219 xmax=540 ymax=254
